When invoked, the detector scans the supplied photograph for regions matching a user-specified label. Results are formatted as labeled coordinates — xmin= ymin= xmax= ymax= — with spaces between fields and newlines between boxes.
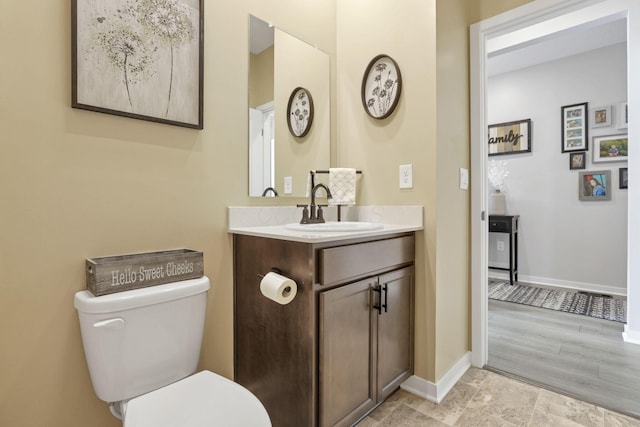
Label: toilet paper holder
xmin=257 ymin=267 xmax=284 ymax=279
xmin=258 ymin=269 xmax=298 ymax=305
xmin=257 ymin=268 xmax=298 ymax=287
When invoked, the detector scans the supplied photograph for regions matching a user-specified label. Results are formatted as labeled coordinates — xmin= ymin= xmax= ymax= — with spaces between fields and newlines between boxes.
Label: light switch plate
xmin=460 ymin=168 xmax=469 ymax=190
xmin=399 ymin=164 xmax=413 ymax=189
xmin=284 ymin=176 xmax=293 ymax=194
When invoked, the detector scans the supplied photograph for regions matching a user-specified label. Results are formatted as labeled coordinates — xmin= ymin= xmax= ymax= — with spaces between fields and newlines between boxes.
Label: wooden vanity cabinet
xmin=233 ymin=232 xmax=414 ymax=427
xmin=319 ymin=266 xmax=413 ymax=427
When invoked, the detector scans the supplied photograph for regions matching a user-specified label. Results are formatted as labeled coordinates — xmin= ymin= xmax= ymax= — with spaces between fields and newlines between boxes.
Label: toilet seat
xmin=123 ymin=370 xmax=271 ymax=427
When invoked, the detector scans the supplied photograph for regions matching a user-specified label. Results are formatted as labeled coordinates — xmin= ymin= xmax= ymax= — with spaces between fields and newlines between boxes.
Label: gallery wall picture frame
xmin=619 ymin=167 xmax=628 ymax=189
xmin=561 ymin=102 xmax=588 ymax=152
xmin=569 ymin=152 xmax=586 ymax=170
xmin=579 ymin=170 xmax=611 ymax=201
xmin=488 ymin=119 xmax=532 ymax=156
xmin=592 ymin=134 xmax=628 ymax=163
xmin=361 ymin=54 xmax=402 ymax=120
xmin=72 ymin=0 xmax=204 ymax=129
xmin=618 ymin=102 xmax=628 ymax=129
xmin=286 ymin=87 xmax=314 ymax=138
xmin=591 ymin=105 xmax=612 ymax=128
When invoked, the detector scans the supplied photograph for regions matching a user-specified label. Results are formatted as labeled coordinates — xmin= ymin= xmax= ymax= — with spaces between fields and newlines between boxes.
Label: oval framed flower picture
xmin=287 ymin=87 xmax=314 ymax=137
xmin=361 ymin=54 xmax=402 ymax=120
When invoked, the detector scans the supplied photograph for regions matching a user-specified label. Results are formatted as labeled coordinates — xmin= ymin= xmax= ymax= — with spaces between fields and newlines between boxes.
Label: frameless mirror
xmin=248 ymin=15 xmax=331 ymax=197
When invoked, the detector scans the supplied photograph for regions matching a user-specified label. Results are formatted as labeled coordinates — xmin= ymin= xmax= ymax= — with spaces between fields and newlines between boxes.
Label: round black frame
xmin=286 ymin=87 xmax=314 ymax=137
xmin=361 ymin=54 xmax=402 ymax=120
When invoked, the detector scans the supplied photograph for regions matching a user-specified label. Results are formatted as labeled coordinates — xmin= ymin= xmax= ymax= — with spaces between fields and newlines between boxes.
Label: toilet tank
xmin=74 ymin=277 xmax=210 ymax=403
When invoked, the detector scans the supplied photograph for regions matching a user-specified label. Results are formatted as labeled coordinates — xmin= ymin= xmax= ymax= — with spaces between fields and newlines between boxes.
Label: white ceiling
xmin=487 ymin=17 xmax=627 ymax=76
xmin=250 ymin=16 xmax=274 ymax=55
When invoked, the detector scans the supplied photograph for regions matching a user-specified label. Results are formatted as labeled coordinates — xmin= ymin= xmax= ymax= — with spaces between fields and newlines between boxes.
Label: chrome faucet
xmin=297 ymin=183 xmax=332 ymax=224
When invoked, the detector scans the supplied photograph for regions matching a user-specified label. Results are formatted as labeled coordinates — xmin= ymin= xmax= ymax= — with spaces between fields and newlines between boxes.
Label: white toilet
xmin=74 ymin=276 xmax=271 ymax=426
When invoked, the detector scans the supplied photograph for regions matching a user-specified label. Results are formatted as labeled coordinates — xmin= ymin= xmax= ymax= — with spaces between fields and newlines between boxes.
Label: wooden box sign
xmin=86 ymin=249 xmax=203 ymax=296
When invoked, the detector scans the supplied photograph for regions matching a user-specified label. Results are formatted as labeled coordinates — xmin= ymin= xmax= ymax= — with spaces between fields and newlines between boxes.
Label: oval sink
xmin=284 ymin=221 xmax=384 ymax=232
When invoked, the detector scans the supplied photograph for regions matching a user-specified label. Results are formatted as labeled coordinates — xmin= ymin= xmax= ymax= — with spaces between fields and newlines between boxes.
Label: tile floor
xmin=356 ymin=368 xmax=640 ymax=426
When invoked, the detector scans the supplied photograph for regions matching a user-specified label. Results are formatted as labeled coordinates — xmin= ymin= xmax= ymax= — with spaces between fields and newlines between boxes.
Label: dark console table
xmin=488 ymin=215 xmax=519 ymax=285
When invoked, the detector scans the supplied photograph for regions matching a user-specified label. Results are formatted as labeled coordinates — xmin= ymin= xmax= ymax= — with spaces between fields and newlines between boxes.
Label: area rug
xmin=488 ymin=281 xmax=626 ymax=323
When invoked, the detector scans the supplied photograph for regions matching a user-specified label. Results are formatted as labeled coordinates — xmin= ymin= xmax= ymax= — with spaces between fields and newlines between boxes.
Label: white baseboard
xmin=623 ymin=325 xmax=640 ymax=345
xmin=488 ymin=272 xmax=627 ymax=297
xmin=400 ymin=352 xmax=471 ymax=403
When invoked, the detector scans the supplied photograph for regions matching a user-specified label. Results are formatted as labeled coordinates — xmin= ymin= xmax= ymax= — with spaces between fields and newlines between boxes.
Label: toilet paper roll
xmin=260 ymin=272 xmax=297 ymax=305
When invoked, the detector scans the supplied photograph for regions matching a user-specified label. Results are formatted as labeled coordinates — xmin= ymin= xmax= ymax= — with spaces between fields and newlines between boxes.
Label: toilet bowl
xmin=74 ymin=276 xmax=271 ymax=426
xmin=122 ymin=370 xmax=270 ymax=427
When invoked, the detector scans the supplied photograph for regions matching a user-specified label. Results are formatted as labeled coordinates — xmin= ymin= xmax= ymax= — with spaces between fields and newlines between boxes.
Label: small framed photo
xmin=488 ymin=119 xmax=532 ymax=156
xmin=618 ymin=102 xmax=628 ymax=129
xmin=579 ymin=170 xmax=611 ymax=201
xmin=591 ymin=105 xmax=612 ymax=128
xmin=569 ymin=152 xmax=586 ymax=170
xmin=619 ymin=167 xmax=628 ymax=189
xmin=561 ymin=102 xmax=588 ymax=152
xmin=592 ymin=134 xmax=628 ymax=163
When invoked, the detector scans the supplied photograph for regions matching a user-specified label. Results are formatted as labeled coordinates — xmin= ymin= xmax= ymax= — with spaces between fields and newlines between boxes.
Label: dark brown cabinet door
xmin=377 ymin=266 xmax=414 ymax=401
xmin=319 ymin=278 xmax=377 ymax=427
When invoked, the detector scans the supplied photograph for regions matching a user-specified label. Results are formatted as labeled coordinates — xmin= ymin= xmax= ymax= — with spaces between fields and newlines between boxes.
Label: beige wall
xmin=0 ymin=0 xmax=534 ymax=425
xmin=249 ymin=46 xmax=274 ymax=109
xmin=476 ymin=0 xmax=534 ymax=22
xmin=432 ymin=0 xmax=533 ymax=380
xmin=0 ymin=1 xmax=335 ymax=426
xmin=274 ymin=29 xmax=331 ymax=196
xmin=336 ymin=0 xmax=438 ymax=380
xmin=435 ymin=0 xmax=474 ymax=380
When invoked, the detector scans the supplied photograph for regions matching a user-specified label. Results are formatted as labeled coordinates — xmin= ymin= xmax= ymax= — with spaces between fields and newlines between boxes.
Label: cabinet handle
xmin=372 ymin=286 xmax=383 ymax=315
xmin=372 ymin=285 xmax=388 ymax=315
xmin=383 ymin=284 xmax=388 ymax=313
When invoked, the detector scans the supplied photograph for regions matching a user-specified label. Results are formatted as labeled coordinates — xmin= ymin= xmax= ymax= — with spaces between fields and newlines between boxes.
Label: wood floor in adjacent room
xmin=488 ymin=298 xmax=640 ymax=419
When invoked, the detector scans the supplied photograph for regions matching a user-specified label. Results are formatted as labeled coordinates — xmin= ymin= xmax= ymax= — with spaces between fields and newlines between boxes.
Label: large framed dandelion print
xmin=72 ymin=0 xmax=204 ymax=129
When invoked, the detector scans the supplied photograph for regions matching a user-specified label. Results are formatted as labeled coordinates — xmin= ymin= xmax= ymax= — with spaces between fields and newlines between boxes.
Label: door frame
xmin=470 ymin=0 xmax=640 ymax=368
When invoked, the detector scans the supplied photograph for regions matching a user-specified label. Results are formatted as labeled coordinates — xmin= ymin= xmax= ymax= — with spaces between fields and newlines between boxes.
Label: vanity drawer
xmin=319 ymin=235 xmax=414 ymax=286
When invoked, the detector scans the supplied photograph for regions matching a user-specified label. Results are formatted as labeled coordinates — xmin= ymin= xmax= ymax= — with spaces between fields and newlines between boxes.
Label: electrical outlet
xmin=460 ymin=168 xmax=469 ymax=190
xmin=497 ymin=241 xmax=505 ymax=251
xmin=284 ymin=176 xmax=293 ymax=194
xmin=399 ymin=164 xmax=413 ymax=189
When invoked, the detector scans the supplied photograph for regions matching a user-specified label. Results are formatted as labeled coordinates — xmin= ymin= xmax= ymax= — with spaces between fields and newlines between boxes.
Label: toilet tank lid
xmin=74 ymin=276 xmax=210 ymax=314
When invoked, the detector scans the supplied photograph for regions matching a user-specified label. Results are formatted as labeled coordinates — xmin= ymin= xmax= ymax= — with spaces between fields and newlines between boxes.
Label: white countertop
xmin=228 ymin=223 xmax=422 ymax=243
xmin=227 ymin=205 xmax=424 ymax=243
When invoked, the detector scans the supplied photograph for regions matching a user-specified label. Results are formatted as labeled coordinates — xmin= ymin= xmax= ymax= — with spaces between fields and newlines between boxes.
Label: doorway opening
xmin=471 ymin=0 xmax=638 ymax=416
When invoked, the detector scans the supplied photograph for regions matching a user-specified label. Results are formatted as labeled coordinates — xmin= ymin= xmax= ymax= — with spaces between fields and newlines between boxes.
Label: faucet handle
xmin=316 ymin=204 xmax=328 ymax=223
xmin=296 ymin=204 xmax=310 ymax=224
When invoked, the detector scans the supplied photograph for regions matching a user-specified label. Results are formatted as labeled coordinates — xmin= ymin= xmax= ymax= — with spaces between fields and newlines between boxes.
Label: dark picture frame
xmin=72 ymin=0 xmax=204 ymax=129
xmin=286 ymin=87 xmax=314 ymax=137
xmin=620 ymin=167 xmax=628 ymax=189
xmin=361 ymin=54 xmax=402 ymax=119
xmin=579 ymin=170 xmax=611 ymax=201
xmin=569 ymin=152 xmax=586 ymax=170
xmin=561 ymin=102 xmax=588 ymax=152
xmin=488 ymin=119 xmax=532 ymax=156
xmin=592 ymin=134 xmax=628 ymax=163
